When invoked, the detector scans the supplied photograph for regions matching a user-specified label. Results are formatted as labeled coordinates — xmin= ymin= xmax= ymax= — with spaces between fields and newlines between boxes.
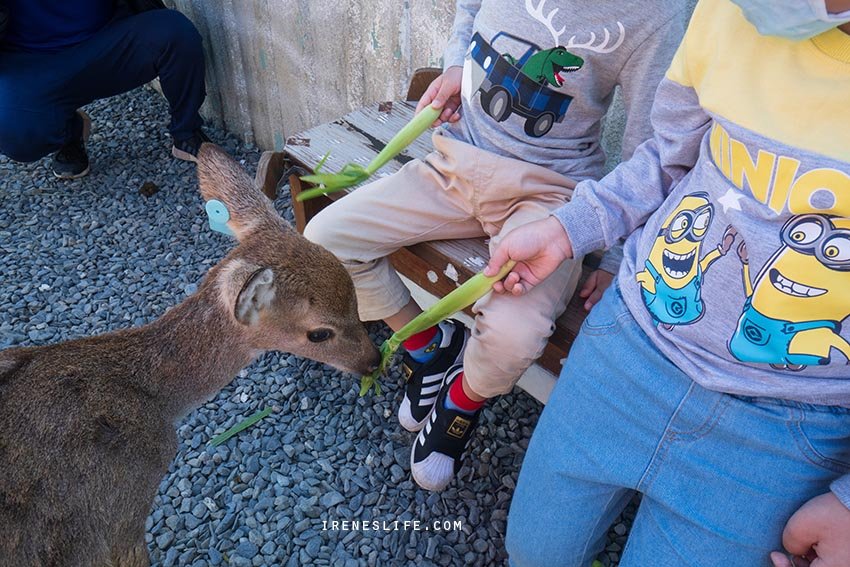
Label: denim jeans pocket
xmin=788 ymin=407 xmax=850 ymax=474
xmin=581 ymin=280 xmax=634 ymax=336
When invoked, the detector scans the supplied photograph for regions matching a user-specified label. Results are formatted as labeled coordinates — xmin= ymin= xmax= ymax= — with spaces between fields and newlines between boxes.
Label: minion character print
xmin=729 ymin=214 xmax=850 ymax=371
xmin=636 ymin=192 xmax=737 ymax=330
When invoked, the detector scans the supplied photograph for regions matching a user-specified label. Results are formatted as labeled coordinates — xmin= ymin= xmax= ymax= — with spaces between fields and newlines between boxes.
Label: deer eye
xmin=307 ymin=328 xmax=334 ymax=343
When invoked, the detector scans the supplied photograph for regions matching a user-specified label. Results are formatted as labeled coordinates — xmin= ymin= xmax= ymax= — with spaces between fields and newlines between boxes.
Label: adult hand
xmin=770 ymin=492 xmax=850 ymax=567
xmin=415 ymin=66 xmax=463 ymax=126
xmin=485 ymin=216 xmax=573 ymax=296
xmin=579 ymin=269 xmax=614 ymax=311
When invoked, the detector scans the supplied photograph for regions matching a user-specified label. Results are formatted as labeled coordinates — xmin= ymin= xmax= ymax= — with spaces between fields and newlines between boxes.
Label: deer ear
xmin=197 ymin=144 xmax=279 ymax=241
xmin=234 ymin=268 xmax=276 ymax=325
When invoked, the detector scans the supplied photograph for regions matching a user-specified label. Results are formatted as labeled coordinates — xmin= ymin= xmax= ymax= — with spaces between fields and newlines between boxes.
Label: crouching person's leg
xmin=64 ymin=9 xmax=207 ymax=161
xmin=0 ymin=8 xmax=206 ymax=174
xmin=0 ymin=51 xmax=84 ymax=166
xmin=0 ymin=106 xmax=81 ymax=165
xmin=131 ymin=9 xmax=206 ymax=159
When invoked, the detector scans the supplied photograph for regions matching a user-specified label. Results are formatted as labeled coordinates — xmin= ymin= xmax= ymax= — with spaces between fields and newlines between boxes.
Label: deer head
xmin=196 ymin=144 xmax=380 ymax=376
xmin=525 ymin=0 xmax=625 ymax=54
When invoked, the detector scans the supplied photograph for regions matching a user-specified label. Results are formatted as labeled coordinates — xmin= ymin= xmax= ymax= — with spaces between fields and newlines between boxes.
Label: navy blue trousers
xmin=0 ymin=9 xmax=205 ymax=162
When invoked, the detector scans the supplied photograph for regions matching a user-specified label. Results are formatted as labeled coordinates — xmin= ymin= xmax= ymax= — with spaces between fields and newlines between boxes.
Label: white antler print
xmin=525 ymin=0 xmax=566 ymax=46
xmin=564 ymin=22 xmax=626 ymax=54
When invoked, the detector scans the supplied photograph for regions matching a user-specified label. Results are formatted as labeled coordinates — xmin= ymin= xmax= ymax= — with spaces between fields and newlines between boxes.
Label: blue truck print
xmin=465 ymin=31 xmax=576 ymax=138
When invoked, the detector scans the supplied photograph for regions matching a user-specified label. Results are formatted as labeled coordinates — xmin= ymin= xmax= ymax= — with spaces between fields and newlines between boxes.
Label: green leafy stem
xmin=360 ymin=261 xmax=516 ymax=396
xmin=209 ymin=407 xmax=273 ymax=447
xmin=297 ymin=105 xmax=441 ymax=201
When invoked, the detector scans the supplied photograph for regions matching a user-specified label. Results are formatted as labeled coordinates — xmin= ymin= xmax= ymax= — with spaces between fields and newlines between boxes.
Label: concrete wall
xmin=168 ymin=1 xmax=697 ymax=158
xmin=167 ymin=0 xmax=457 ymax=150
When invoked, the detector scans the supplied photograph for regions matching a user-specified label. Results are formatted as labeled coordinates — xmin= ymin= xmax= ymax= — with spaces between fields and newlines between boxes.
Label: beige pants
xmin=305 ymin=132 xmax=582 ymax=398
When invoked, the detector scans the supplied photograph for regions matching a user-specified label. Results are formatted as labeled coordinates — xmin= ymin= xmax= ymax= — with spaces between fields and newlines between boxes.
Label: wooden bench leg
xmin=254 ymin=151 xmax=289 ymax=201
xmin=255 ymin=151 xmax=334 ymax=234
xmin=289 ymin=174 xmax=334 ymax=234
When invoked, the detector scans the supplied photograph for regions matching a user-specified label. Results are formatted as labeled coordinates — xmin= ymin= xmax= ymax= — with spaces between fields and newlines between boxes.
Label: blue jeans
xmin=506 ymin=282 xmax=850 ymax=567
xmin=0 ymin=9 xmax=205 ymax=162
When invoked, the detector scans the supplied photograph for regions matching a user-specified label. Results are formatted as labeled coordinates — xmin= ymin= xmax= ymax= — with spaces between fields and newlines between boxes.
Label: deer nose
xmin=365 ymin=350 xmax=381 ymax=374
xmin=365 ymin=358 xmax=380 ymax=375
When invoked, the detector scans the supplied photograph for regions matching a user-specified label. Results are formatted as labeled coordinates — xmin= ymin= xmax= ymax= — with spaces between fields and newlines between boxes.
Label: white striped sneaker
xmin=410 ymin=365 xmax=480 ymax=492
xmin=397 ymin=319 xmax=468 ymax=432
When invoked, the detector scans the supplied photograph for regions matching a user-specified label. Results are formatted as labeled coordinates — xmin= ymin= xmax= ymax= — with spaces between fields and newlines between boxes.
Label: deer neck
xmin=138 ymin=284 xmax=258 ymax=420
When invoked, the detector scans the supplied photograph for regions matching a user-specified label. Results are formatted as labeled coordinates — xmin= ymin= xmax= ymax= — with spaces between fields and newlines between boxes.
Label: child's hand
xmin=770 ymin=492 xmax=850 ymax=567
xmin=579 ymin=269 xmax=614 ymax=311
xmin=416 ymin=66 xmax=463 ymax=126
xmin=486 ymin=217 xmax=573 ymax=296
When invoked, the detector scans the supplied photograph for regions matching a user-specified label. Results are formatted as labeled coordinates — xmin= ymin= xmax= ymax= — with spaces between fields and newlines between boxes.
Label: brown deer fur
xmin=0 ymin=144 xmax=379 ymax=567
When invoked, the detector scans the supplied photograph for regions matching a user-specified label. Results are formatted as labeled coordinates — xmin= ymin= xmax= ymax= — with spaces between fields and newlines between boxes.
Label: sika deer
xmin=0 ymin=144 xmax=380 ymax=567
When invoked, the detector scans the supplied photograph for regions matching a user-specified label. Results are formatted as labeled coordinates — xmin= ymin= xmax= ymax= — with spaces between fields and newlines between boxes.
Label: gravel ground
xmin=0 ymin=86 xmax=636 ymax=566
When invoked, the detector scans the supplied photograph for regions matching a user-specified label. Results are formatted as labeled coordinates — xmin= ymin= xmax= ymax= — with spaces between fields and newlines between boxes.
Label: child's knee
xmin=303 ymin=207 xmax=347 ymax=256
xmin=463 ymin=310 xmax=552 ymax=397
xmin=475 ymin=305 xmax=552 ymax=362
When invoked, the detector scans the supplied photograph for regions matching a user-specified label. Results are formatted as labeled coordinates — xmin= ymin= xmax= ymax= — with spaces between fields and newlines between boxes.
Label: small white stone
xmin=203 ymin=497 xmax=218 ymax=512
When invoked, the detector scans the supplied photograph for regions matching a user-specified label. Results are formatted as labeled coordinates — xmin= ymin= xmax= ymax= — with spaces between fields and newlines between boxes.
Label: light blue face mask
xmin=730 ymin=0 xmax=850 ymax=40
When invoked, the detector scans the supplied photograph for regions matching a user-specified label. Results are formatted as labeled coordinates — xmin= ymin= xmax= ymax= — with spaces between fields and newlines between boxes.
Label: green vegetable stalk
xmin=209 ymin=407 xmax=272 ymax=447
xmin=297 ymin=105 xmax=441 ymax=201
xmin=360 ymin=260 xmax=517 ymax=396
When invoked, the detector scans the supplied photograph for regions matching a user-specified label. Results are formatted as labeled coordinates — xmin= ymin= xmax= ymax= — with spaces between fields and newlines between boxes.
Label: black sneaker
xmin=51 ymin=111 xmax=91 ymax=179
xmin=397 ymin=319 xmax=469 ymax=432
xmin=172 ymin=129 xmax=211 ymax=163
xmin=410 ymin=365 xmax=480 ymax=491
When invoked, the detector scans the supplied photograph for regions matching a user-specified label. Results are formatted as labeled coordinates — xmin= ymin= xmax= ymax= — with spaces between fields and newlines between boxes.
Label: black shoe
xmin=410 ymin=365 xmax=480 ymax=491
xmin=172 ymin=129 xmax=211 ymax=163
xmin=397 ymin=319 xmax=469 ymax=432
xmin=51 ymin=111 xmax=91 ymax=179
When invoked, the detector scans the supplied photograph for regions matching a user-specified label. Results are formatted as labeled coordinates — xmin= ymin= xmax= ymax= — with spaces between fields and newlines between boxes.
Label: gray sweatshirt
xmin=441 ymin=0 xmax=687 ymax=271
xmin=553 ymin=0 xmax=850 ymax=506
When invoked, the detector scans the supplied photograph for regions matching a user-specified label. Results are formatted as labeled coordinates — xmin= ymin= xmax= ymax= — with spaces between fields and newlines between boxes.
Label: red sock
xmin=402 ymin=326 xmax=439 ymax=351
xmin=448 ymin=373 xmax=486 ymax=413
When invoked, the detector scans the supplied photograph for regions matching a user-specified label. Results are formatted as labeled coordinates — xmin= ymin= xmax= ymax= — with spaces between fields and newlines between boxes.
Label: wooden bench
xmin=256 ymin=69 xmax=597 ymax=403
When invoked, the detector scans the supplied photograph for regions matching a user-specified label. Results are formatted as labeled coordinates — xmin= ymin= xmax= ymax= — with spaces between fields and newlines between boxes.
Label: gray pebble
xmin=155 ymin=531 xmax=175 ymax=550
xmin=320 ymin=491 xmax=345 ymax=508
xmin=389 ymin=464 xmax=406 ymax=484
xmin=234 ymin=541 xmax=259 ymax=559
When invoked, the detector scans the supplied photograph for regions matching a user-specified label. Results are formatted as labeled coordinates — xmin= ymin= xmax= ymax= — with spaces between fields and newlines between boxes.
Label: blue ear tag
xmin=205 ymin=199 xmax=235 ymax=236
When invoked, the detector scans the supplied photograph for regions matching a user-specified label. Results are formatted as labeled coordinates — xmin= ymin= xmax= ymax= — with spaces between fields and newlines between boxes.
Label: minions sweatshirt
xmin=553 ymin=0 xmax=850 ymax=506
